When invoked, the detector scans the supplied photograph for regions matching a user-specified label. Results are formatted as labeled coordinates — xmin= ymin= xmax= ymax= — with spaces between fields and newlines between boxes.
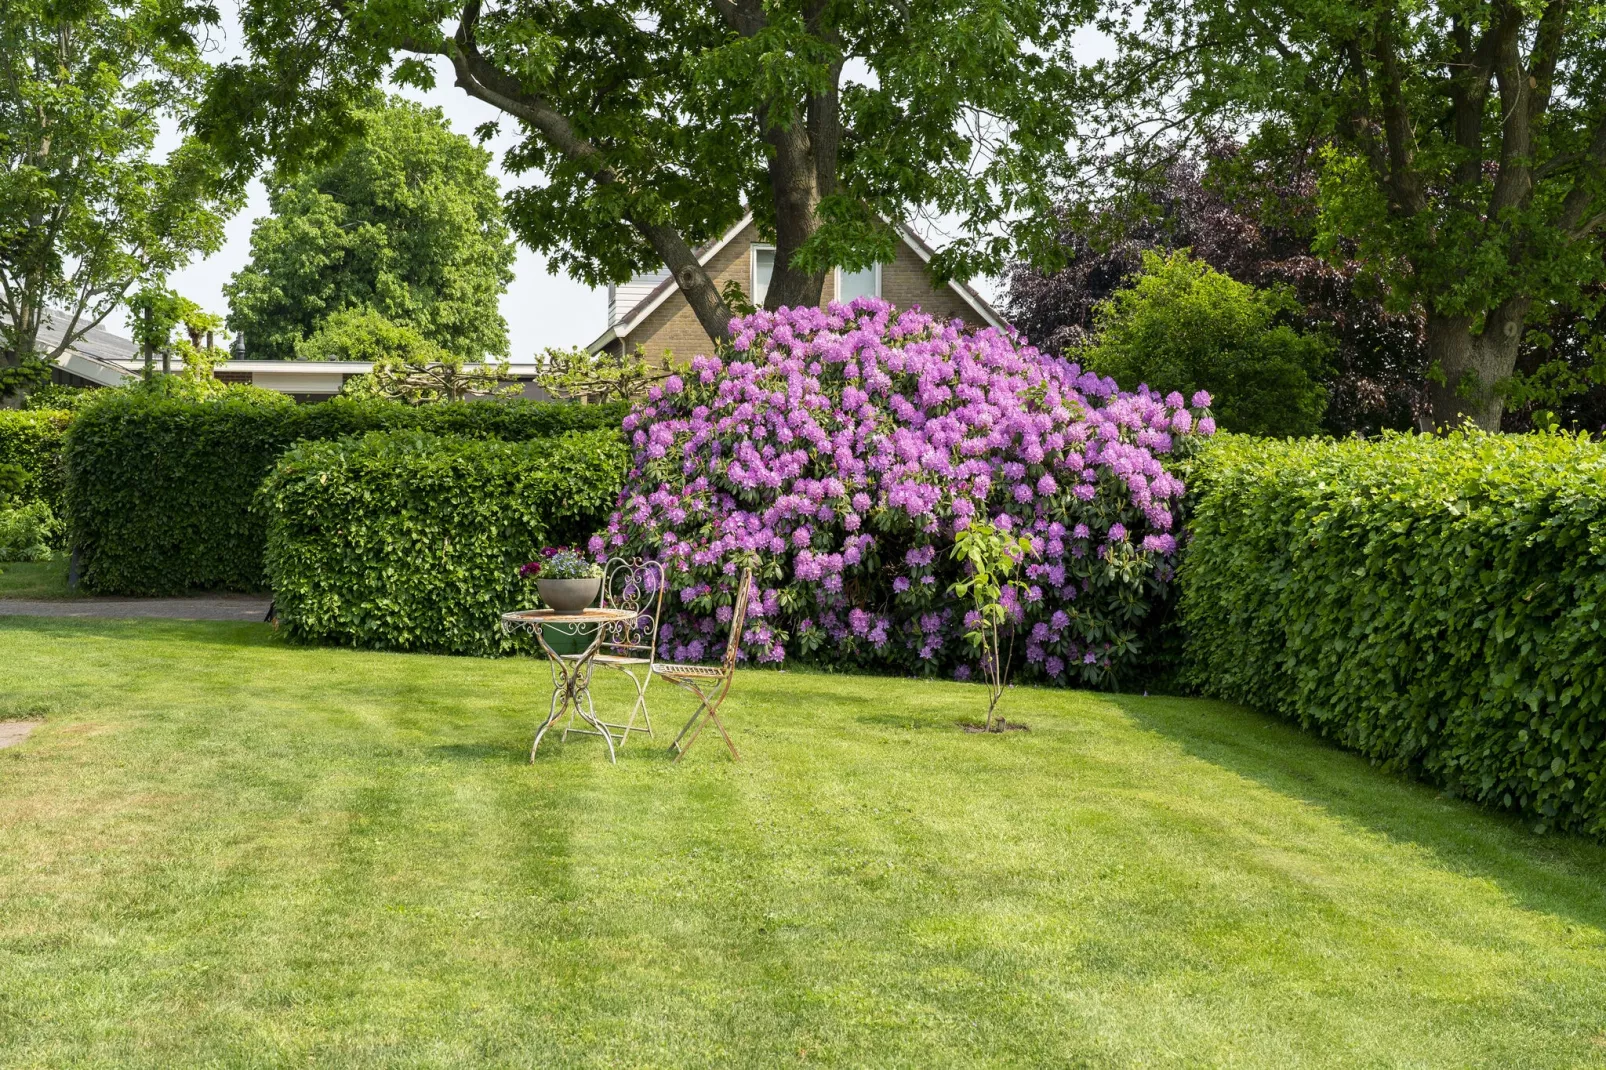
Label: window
xmin=751 ymin=245 xmax=883 ymax=308
xmin=836 ymin=263 xmax=881 ymax=303
xmin=751 ymin=245 xmax=775 ymax=306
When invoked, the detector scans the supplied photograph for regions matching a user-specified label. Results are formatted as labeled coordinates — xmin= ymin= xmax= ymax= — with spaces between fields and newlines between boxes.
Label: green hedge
xmin=0 ymin=409 xmax=71 ymax=516
xmin=1180 ymin=431 xmax=1606 ymax=837
xmin=260 ymin=430 xmax=629 ymax=655
xmin=64 ymin=395 xmax=628 ymax=595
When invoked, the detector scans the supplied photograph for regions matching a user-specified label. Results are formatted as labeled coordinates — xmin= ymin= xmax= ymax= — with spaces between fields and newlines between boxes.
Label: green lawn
xmin=0 ymin=558 xmax=79 ymax=599
xmin=3 ymin=617 xmax=1605 ymax=1068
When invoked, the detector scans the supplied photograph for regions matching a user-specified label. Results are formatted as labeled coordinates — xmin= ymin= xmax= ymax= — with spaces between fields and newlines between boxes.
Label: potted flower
xmin=521 ymin=547 xmax=604 ymax=611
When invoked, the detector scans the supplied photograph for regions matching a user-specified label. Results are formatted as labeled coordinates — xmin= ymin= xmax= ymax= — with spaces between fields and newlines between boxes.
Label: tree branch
xmin=710 ymin=0 xmax=765 ymax=37
xmin=1447 ymin=15 xmax=1492 ymax=192
xmin=1373 ymin=9 xmax=1427 ymax=215
xmin=416 ymin=1 xmax=735 ymax=343
xmin=1527 ymin=0 xmax=1568 ymax=124
xmin=1340 ymin=39 xmax=1390 ymax=185
xmin=1557 ymin=114 xmax=1606 ymax=237
xmin=1487 ymin=0 xmax=1533 ymax=216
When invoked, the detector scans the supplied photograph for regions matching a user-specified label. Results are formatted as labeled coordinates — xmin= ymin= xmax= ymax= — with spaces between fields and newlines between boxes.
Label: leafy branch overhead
xmin=200 ymin=0 xmax=1089 ymax=346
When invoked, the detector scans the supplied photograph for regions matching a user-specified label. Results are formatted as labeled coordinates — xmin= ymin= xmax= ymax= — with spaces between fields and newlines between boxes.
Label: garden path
xmin=0 ymin=722 xmax=36 ymax=748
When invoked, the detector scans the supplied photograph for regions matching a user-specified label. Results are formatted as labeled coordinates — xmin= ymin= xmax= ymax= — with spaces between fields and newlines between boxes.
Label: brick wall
xmin=879 ymin=238 xmax=977 ymax=325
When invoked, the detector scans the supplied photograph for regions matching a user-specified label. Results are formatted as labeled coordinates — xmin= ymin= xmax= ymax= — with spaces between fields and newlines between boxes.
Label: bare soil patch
xmin=0 ymin=722 xmax=38 ymax=749
xmin=960 ymin=719 xmax=1031 ymax=733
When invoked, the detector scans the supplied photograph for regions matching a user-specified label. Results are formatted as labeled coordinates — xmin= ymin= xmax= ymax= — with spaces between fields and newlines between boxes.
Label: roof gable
xmin=587 ymin=215 xmax=1005 ymax=353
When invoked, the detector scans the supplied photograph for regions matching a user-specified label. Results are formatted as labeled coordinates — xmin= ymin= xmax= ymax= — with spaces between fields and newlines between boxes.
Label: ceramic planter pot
xmin=538 ymin=577 xmax=601 ymax=612
xmin=540 ymin=623 xmax=599 ymax=655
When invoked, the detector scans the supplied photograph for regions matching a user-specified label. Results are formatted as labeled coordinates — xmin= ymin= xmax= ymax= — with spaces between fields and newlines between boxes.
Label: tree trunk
xmin=5 ymin=299 xmax=42 ymax=368
xmin=1421 ymin=300 xmax=1528 ymax=431
xmin=656 ymin=229 xmax=736 ymax=345
xmin=761 ymin=113 xmax=829 ymax=311
xmin=0 ymin=301 xmax=44 ymax=405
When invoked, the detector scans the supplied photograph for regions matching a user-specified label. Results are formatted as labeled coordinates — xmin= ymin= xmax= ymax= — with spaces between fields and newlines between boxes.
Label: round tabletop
xmin=500 ymin=606 xmax=637 ymax=630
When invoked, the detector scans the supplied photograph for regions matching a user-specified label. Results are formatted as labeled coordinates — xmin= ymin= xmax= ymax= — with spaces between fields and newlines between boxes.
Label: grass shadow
xmin=1111 ymin=692 xmax=1606 ymax=932
xmin=0 ymin=617 xmax=278 ymax=651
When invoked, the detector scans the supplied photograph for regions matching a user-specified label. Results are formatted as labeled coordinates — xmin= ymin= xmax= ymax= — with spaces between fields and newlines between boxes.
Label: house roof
xmin=588 ymin=217 xmax=753 ymax=354
xmin=1 ymin=308 xmax=138 ymax=386
xmin=585 ymin=213 xmax=1006 ymax=353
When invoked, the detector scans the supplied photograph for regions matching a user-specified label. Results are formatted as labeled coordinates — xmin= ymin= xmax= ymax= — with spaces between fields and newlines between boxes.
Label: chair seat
xmin=653 ymin=662 xmax=727 ymax=679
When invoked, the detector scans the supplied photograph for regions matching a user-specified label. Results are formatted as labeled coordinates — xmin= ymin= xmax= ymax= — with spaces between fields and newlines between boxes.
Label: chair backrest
xmin=599 ymin=558 xmax=666 ymax=660
xmin=720 ymin=569 xmax=755 ymax=674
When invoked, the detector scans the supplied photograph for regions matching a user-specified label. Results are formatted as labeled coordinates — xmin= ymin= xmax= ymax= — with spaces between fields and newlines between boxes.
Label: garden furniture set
xmin=501 ymin=559 xmax=751 ymax=765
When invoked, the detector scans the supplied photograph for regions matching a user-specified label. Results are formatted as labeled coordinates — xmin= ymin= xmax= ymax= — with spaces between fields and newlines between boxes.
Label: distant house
xmin=586 ymin=214 xmax=1005 ymax=360
xmin=102 ymin=354 xmax=554 ymax=404
xmin=8 ymin=310 xmax=552 ymax=404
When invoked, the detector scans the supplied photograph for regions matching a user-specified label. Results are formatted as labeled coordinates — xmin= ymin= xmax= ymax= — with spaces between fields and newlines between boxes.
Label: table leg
xmin=530 ymin=681 xmax=566 ymax=762
xmin=573 ymin=673 xmax=617 ymax=763
xmin=531 ymin=625 xmax=618 ymax=764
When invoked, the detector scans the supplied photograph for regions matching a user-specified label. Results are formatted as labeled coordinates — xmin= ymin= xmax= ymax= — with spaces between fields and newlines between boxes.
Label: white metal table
xmin=501 ymin=606 xmax=638 ymax=763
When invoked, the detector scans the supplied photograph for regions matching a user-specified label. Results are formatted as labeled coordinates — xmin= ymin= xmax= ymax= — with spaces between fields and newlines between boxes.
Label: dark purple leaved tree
xmin=1008 ymin=148 xmax=1606 ymax=436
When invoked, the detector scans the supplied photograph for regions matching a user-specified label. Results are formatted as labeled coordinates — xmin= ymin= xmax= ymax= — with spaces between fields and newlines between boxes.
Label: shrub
xmin=0 ymin=409 xmax=71 ymax=518
xmin=1180 ymin=431 xmax=1606 ymax=837
xmin=122 ymin=373 xmax=296 ymax=405
xmin=1085 ymin=250 xmax=1331 ymax=437
xmin=22 ymin=384 xmax=97 ymax=411
xmin=260 ymin=430 xmax=629 ymax=655
xmin=600 ymin=300 xmax=1214 ymax=686
xmin=65 ymin=394 xmax=628 ymax=595
xmin=0 ymin=502 xmax=58 ymax=562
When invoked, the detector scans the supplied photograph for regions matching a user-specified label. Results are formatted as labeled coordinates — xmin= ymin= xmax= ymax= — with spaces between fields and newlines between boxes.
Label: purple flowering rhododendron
xmin=594 ymin=299 xmax=1214 ymax=685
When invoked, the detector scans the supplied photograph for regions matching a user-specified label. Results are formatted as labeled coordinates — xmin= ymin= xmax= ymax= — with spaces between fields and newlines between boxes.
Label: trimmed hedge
xmin=64 ymin=394 xmax=628 ymax=595
xmin=0 ymin=409 xmax=71 ymax=516
xmin=1180 ymin=431 xmax=1606 ymax=837
xmin=260 ymin=430 xmax=629 ymax=655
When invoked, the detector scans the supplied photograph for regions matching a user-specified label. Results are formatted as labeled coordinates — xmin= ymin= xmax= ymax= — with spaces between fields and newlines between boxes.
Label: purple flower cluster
xmin=596 ymin=299 xmax=1214 ymax=685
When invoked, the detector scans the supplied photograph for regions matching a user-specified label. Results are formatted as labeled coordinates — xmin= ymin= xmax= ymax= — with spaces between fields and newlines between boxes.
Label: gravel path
xmin=0 ymin=596 xmax=272 ymax=622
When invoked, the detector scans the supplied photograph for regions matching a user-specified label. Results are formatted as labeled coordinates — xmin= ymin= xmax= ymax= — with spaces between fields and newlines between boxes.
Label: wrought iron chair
xmin=559 ymin=557 xmax=665 ymax=747
xmin=655 ymin=568 xmax=753 ymax=763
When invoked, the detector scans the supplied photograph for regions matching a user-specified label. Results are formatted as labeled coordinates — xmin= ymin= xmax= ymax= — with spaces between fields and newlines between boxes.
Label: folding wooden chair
xmin=560 ymin=558 xmax=665 ymax=746
xmin=655 ymin=568 xmax=753 ymax=762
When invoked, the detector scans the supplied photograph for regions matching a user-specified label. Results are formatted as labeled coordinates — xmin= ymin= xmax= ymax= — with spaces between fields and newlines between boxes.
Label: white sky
xmin=109 ymin=8 xmax=1110 ymax=351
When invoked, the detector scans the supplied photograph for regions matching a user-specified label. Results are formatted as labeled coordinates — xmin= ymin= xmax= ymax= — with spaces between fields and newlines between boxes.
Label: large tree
xmin=0 ymin=0 xmax=235 ymax=399
xmin=1085 ymin=0 xmax=1606 ymax=429
xmin=226 ymin=96 xmax=515 ymax=361
xmin=198 ymin=0 xmax=1085 ymax=346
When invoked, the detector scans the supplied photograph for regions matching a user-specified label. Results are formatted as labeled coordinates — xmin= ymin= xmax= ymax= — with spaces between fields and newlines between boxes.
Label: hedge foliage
xmin=0 ymin=409 xmax=71 ymax=516
xmin=260 ymin=430 xmax=629 ymax=655
xmin=64 ymin=394 xmax=628 ymax=595
xmin=1180 ymin=431 xmax=1606 ymax=837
